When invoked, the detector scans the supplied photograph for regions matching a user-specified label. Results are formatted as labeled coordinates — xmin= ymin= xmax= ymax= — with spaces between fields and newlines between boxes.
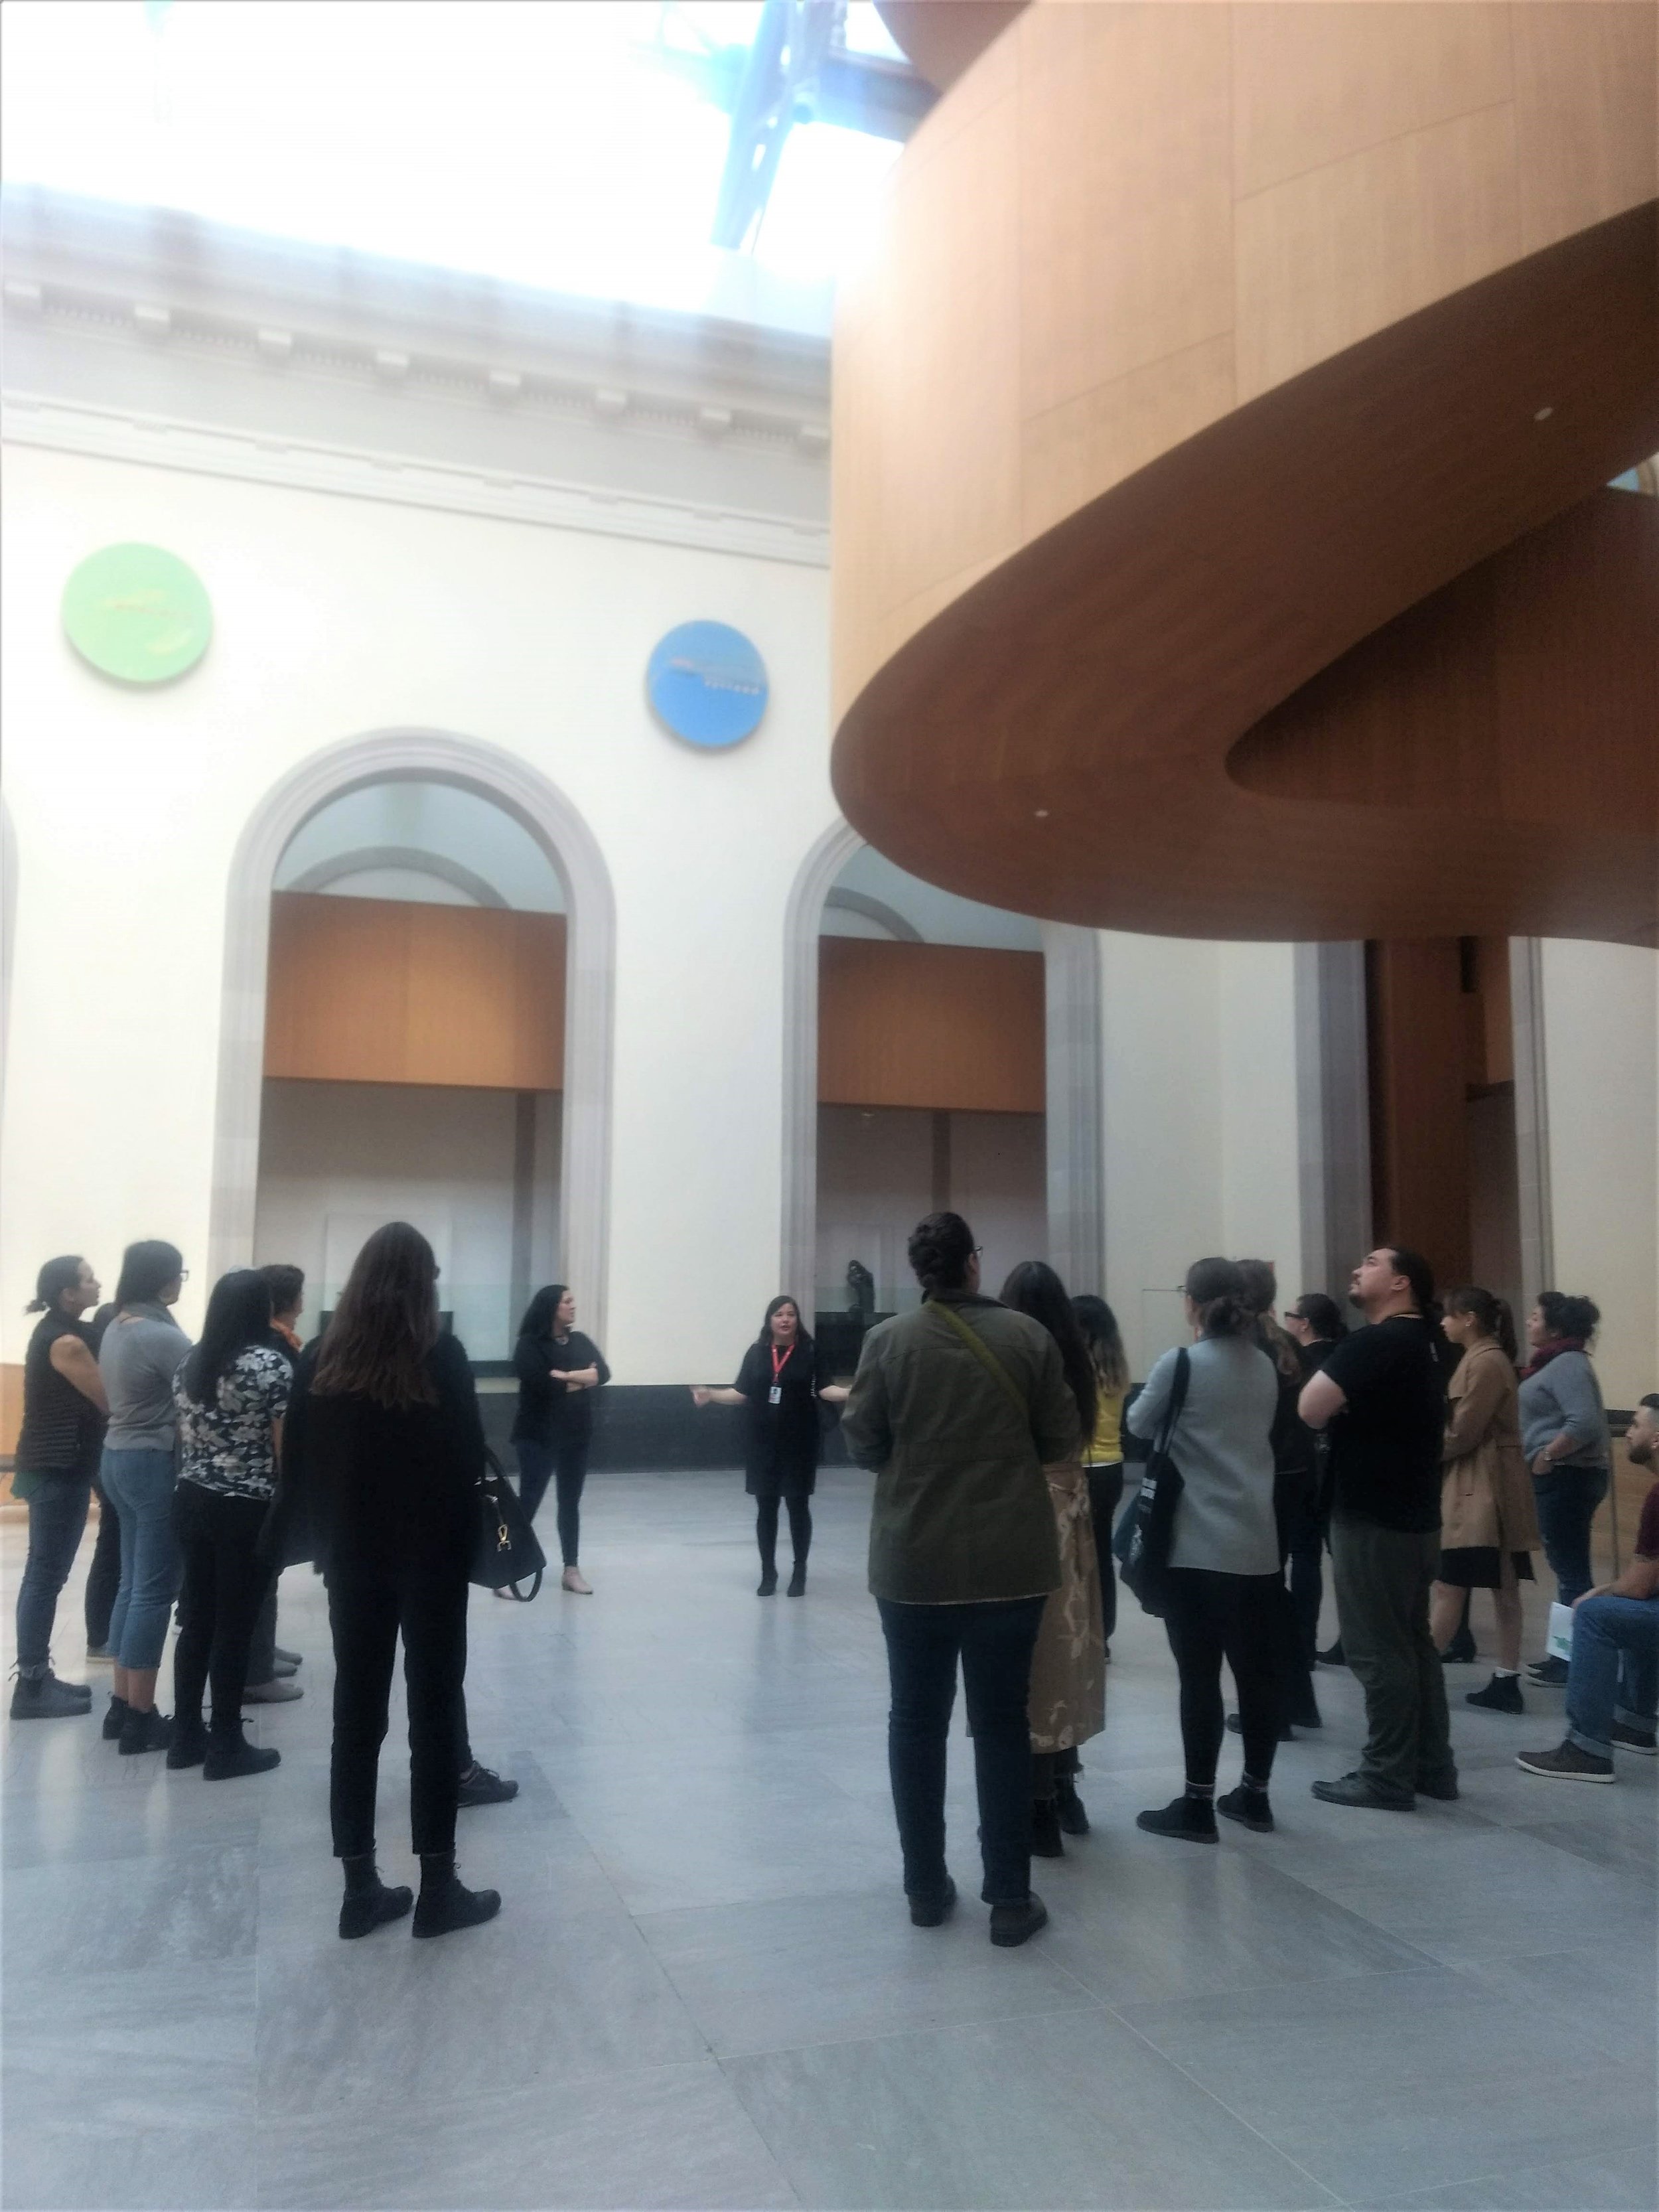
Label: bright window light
xmin=0 ymin=1 xmax=900 ymax=316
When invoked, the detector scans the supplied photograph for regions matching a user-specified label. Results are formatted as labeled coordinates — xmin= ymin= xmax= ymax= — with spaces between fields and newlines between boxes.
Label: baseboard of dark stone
xmin=480 ymin=1384 xmax=853 ymax=1475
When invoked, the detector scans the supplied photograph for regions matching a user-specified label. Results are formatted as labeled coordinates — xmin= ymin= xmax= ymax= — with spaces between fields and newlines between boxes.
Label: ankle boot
xmin=102 ymin=1692 xmax=132 ymax=1739
xmin=202 ymin=1724 xmax=280 ymax=1781
xmin=167 ymin=1716 xmax=210 ymax=1769
xmin=118 ymin=1705 xmax=174 ymax=1756
xmin=786 ymin=1561 xmax=807 ymax=1597
xmin=1031 ymin=1797 xmax=1065 ymax=1858
xmin=338 ymin=1851 xmax=413 ymax=1941
xmin=10 ymin=1666 xmax=93 ymax=1721
xmin=757 ymin=1566 xmax=778 ymax=1596
xmin=1054 ymin=1774 xmax=1090 ymax=1835
xmin=412 ymin=1852 xmax=501 ymax=1939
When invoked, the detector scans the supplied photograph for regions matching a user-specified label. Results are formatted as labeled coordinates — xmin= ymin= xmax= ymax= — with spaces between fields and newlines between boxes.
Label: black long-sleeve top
xmin=269 ymin=1333 xmax=484 ymax=1579
xmin=510 ymin=1329 xmax=611 ymax=1448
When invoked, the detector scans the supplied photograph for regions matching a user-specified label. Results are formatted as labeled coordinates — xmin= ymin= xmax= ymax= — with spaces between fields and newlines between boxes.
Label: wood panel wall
xmin=818 ymin=940 xmax=1045 ymax=1114
xmin=1368 ymin=939 xmax=1473 ymax=1290
xmin=264 ymin=893 xmax=565 ymax=1090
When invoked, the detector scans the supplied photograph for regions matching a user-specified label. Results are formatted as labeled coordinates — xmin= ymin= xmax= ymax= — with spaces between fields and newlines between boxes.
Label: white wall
xmin=1541 ymin=940 xmax=1659 ymax=1406
xmin=253 ymin=1079 xmax=557 ymax=1360
xmin=0 ymin=443 xmax=834 ymax=1382
xmin=1218 ymin=941 xmax=1305 ymax=1294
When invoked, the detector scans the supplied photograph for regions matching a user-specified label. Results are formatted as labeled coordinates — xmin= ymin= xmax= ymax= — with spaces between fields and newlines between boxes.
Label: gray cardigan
xmin=1518 ymin=1350 xmax=1610 ymax=1469
xmin=1126 ymin=1335 xmax=1280 ymax=1576
xmin=100 ymin=1305 xmax=192 ymax=1453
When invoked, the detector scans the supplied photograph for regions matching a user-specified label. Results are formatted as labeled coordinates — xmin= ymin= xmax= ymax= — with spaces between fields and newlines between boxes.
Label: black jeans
xmin=172 ymin=1483 xmax=273 ymax=1739
xmin=1161 ymin=1568 xmax=1283 ymax=1788
xmin=1276 ymin=1463 xmax=1323 ymax=1673
xmin=756 ymin=1495 xmax=812 ymax=1572
xmin=86 ymin=1476 xmax=121 ymax=1650
xmin=326 ymin=1566 xmax=469 ymax=1858
xmin=1533 ymin=1465 xmax=1610 ymax=1609
xmin=517 ymin=1436 xmax=589 ymax=1568
xmin=877 ymin=1594 xmax=1046 ymax=1907
xmin=1086 ymin=1463 xmax=1125 ymax=1645
xmin=14 ymin=1473 xmax=92 ymax=1671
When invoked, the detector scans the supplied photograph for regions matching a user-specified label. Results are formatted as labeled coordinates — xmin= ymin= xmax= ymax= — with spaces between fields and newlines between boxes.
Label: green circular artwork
xmin=61 ymin=543 xmax=212 ymax=684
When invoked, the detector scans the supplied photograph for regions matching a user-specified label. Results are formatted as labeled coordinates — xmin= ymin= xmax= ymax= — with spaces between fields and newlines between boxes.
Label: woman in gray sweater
xmin=1518 ymin=1291 xmax=1611 ymax=1686
xmin=98 ymin=1240 xmax=190 ymax=1754
xmin=1126 ymin=1258 xmax=1280 ymax=1843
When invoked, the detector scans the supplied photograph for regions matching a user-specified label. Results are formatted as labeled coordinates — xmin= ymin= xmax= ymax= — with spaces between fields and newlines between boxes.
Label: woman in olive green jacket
xmin=841 ymin=1213 xmax=1076 ymax=1951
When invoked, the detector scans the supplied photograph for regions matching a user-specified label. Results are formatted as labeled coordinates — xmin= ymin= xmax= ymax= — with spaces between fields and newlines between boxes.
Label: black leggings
xmin=326 ymin=1566 xmax=468 ymax=1858
xmin=171 ymin=1483 xmax=272 ymax=1740
xmin=518 ymin=1437 xmax=589 ymax=1569
xmin=756 ymin=1495 xmax=812 ymax=1573
xmin=1086 ymin=1463 xmax=1125 ymax=1645
xmin=1162 ymin=1568 xmax=1283 ymax=1789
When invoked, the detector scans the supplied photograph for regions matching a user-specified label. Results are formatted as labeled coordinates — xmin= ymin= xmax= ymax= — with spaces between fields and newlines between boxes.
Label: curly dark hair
xmin=907 ymin=1211 xmax=976 ymax=1294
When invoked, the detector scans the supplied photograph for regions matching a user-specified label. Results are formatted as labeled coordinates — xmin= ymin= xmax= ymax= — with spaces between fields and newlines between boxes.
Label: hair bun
xmin=24 ymin=1297 xmax=46 ymax=1313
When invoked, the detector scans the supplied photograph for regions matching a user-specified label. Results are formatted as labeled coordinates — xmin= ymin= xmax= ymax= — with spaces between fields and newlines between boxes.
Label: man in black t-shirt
xmin=1299 ymin=1247 xmax=1454 ymax=1810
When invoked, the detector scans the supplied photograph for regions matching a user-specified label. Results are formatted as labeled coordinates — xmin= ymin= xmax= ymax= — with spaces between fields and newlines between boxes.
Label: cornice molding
xmin=1 ymin=392 xmax=831 ymax=567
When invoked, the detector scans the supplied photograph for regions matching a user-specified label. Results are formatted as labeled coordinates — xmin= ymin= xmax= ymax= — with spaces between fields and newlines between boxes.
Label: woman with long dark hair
xmin=691 ymin=1295 xmax=848 ymax=1595
xmin=168 ymin=1269 xmax=289 ymax=1779
xmin=98 ymin=1240 xmax=190 ymax=1754
xmin=510 ymin=1283 xmax=611 ymax=1595
xmin=1431 ymin=1288 xmax=1538 ymax=1712
xmin=1519 ymin=1291 xmax=1611 ymax=1686
xmin=1237 ymin=1258 xmax=1323 ymax=1736
xmin=275 ymin=1222 xmax=499 ymax=1941
xmin=1125 ymin=1258 xmax=1281 ymax=1842
xmin=1002 ymin=1263 xmax=1103 ymax=1851
xmin=1071 ymin=1295 xmax=1129 ymax=1661
xmin=10 ymin=1257 xmax=106 ymax=1720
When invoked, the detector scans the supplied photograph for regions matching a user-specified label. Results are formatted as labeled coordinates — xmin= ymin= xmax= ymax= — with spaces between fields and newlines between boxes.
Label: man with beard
xmin=1517 ymin=1394 xmax=1659 ymax=1781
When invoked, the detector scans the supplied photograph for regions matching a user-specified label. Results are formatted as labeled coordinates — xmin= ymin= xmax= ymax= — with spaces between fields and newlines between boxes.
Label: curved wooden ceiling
xmin=833 ymin=2 xmax=1659 ymax=946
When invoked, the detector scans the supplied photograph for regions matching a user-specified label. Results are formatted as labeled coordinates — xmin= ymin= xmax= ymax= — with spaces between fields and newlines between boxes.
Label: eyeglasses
xmin=178 ymin=1268 xmax=190 ymax=1284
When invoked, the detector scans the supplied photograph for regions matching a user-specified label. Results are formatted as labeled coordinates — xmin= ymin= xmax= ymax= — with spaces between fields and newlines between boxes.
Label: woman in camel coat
xmin=1431 ymin=1288 xmax=1540 ymax=1712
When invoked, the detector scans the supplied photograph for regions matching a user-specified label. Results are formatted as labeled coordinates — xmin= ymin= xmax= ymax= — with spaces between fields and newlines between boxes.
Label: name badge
xmin=768 ymin=1385 xmax=782 ymax=1405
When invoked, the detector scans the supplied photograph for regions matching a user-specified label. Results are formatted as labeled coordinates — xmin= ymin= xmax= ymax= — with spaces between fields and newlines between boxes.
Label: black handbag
xmin=1119 ymin=1347 xmax=1190 ymax=1619
xmin=469 ymin=1447 xmax=546 ymax=1600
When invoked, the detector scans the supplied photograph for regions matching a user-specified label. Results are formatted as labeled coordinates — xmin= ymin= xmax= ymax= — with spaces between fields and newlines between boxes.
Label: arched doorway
xmin=782 ymin=822 xmax=1104 ymax=1350
xmin=208 ymin=730 xmax=614 ymax=1341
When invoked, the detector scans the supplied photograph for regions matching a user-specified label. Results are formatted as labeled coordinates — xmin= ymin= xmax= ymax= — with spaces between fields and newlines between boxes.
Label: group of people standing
xmin=10 ymin=1202 xmax=1648 ymax=1953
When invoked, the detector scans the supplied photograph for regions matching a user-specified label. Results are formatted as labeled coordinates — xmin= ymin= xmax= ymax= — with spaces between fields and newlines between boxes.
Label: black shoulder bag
xmin=469 ymin=1447 xmax=547 ymax=1601
xmin=1118 ymin=1347 xmax=1190 ymax=1619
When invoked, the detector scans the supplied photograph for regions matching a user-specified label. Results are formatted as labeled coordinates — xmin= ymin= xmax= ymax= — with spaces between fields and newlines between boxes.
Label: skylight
xmin=0 ymin=1 xmax=905 ymax=324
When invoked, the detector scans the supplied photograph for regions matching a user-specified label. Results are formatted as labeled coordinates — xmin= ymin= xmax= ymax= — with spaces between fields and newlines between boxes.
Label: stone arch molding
xmin=209 ymin=729 xmax=616 ymax=1340
xmin=781 ymin=818 xmax=1104 ymax=1304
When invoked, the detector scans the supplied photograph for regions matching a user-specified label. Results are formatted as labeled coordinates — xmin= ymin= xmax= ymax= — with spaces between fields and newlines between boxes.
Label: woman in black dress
xmin=693 ymin=1296 xmax=847 ymax=1595
xmin=510 ymin=1284 xmax=611 ymax=1595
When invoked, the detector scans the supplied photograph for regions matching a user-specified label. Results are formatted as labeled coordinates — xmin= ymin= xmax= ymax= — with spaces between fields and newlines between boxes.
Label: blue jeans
xmin=14 ymin=1473 xmax=92 ymax=1672
xmin=1565 ymin=1592 xmax=1659 ymax=1757
xmin=877 ymin=1594 xmax=1046 ymax=1907
xmin=1533 ymin=1465 xmax=1610 ymax=1609
xmin=101 ymin=1447 xmax=181 ymax=1670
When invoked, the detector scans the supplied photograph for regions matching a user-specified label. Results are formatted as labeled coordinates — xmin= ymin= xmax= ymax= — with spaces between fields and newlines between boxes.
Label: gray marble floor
xmin=3 ymin=1472 xmax=1654 ymax=2212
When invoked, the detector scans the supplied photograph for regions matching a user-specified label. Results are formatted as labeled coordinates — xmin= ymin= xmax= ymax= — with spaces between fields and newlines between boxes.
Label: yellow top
xmin=1087 ymin=1387 xmax=1125 ymax=1466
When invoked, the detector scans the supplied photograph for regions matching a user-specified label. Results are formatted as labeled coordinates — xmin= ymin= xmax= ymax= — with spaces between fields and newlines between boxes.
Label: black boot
xmin=1031 ymin=1797 xmax=1065 ymax=1858
xmin=118 ymin=1706 xmax=174 ymax=1756
xmin=757 ymin=1566 xmax=778 ymax=1597
xmin=338 ymin=1851 xmax=413 ymax=1941
xmin=412 ymin=1852 xmax=501 ymax=1939
xmin=1136 ymin=1791 xmax=1218 ymax=1844
xmin=167 ymin=1716 xmax=210 ymax=1769
xmin=1466 ymin=1672 xmax=1524 ymax=1714
xmin=11 ymin=1666 xmax=93 ymax=1720
xmin=1216 ymin=1783 xmax=1275 ymax=1833
xmin=1054 ymin=1775 xmax=1090 ymax=1836
xmin=1441 ymin=1625 xmax=1478 ymax=1664
xmin=786 ymin=1561 xmax=807 ymax=1597
xmin=202 ymin=1724 xmax=281 ymax=1781
xmin=102 ymin=1692 xmax=132 ymax=1739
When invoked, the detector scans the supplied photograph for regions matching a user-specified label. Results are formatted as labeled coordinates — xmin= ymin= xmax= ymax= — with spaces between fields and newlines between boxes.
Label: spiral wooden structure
xmin=837 ymin=2 xmax=1659 ymax=944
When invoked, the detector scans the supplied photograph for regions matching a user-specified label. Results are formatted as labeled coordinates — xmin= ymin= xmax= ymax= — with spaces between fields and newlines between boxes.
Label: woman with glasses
xmin=98 ymin=1241 xmax=190 ymax=1755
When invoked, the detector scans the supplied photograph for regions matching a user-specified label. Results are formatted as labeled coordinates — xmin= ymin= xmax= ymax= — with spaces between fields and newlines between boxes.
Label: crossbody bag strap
xmin=1151 ymin=1346 xmax=1191 ymax=1463
xmin=932 ymin=1301 xmax=1031 ymax=1423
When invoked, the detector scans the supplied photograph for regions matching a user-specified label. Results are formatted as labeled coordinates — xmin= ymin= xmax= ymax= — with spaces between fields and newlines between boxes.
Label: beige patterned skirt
xmin=1027 ymin=1461 xmax=1106 ymax=1752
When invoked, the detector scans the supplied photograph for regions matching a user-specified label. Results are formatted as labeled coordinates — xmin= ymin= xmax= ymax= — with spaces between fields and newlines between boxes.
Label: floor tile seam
xmin=1356 ymin=2130 xmax=1659 ymax=2211
xmin=255 ymin=2039 xmax=743 ymax=2125
xmin=1098 ymin=2001 xmax=1350 ymax=2210
xmin=682 ymin=1981 xmax=1108 ymax=2066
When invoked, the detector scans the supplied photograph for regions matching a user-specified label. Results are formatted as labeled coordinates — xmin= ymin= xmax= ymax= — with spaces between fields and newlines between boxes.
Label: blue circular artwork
xmin=646 ymin=621 xmax=768 ymax=748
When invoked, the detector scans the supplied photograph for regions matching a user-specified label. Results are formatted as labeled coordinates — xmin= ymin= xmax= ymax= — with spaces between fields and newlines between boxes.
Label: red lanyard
xmin=770 ymin=1343 xmax=793 ymax=1387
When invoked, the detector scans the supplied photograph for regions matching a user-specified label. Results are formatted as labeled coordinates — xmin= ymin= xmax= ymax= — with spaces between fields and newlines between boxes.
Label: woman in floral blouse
xmin=169 ymin=1269 xmax=291 ymax=1779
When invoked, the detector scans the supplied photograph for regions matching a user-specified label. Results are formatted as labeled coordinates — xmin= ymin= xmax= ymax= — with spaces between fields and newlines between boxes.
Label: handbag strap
xmin=1149 ymin=1346 xmax=1191 ymax=1464
xmin=932 ymin=1300 xmax=1030 ymax=1423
